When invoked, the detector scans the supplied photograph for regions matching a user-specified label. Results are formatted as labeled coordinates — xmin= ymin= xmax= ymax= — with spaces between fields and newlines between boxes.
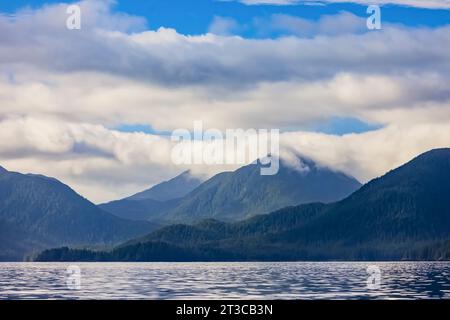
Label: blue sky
xmin=1 ymin=0 xmax=450 ymax=201
xmin=2 ymin=0 xmax=447 ymax=136
xmin=115 ymin=118 xmax=380 ymax=136
xmin=2 ymin=0 xmax=450 ymax=37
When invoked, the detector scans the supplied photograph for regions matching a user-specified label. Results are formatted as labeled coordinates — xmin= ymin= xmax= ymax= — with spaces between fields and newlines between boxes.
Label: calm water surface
xmin=0 ymin=262 xmax=449 ymax=299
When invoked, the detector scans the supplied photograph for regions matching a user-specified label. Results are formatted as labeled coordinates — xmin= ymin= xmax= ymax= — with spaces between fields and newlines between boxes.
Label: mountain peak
xmin=0 ymin=167 xmax=155 ymax=260
xmin=74 ymin=148 xmax=450 ymax=262
xmin=166 ymin=156 xmax=362 ymax=222
xmin=126 ymin=170 xmax=204 ymax=202
xmin=180 ymin=169 xmax=192 ymax=176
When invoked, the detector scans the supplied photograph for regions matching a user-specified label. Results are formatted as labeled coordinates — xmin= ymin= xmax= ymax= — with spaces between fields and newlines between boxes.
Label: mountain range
xmin=100 ymin=158 xmax=362 ymax=223
xmin=99 ymin=170 xmax=203 ymax=221
xmin=0 ymin=167 xmax=156 ymax=261
xmin=36 ymin=149 xmax=450 ymax=262
xmin=127 ymin=170 xmax=203 ymax=201
xmin=0 ymin=155 xmax=360 ymax=261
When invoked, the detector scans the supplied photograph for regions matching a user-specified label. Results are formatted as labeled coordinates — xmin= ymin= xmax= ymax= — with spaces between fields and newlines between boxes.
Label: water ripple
xmin=0 ymin=262 xmax=449 ymax=300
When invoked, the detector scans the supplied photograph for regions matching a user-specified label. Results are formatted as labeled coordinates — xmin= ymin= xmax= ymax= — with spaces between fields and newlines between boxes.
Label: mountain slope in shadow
xmin=101 ymin=157 xmax=361 ymax=224
xmin=166 ymin=157 xmax=362 ymax=223
xmin=37 ymin=149 xmax=450 ymax=262
xmin=0 ymin=167 xmax=155 ymax=261
xmin=99 ymin=170 xmax=202 ymax=221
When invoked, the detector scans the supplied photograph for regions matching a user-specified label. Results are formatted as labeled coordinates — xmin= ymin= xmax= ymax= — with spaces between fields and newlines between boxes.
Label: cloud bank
xmin=1 ymin=0 xmax=449 ymax=202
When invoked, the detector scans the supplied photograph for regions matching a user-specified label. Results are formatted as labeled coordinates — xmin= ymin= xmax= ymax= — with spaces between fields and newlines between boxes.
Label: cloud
xmin=281 ymin=121 xmax=450 ymax=181
xmin=209 ymin=16 xmax=241 ymax=35
xmin=262 ymin=12 xmax=367 ymax=37
xmin=2 ymin=114 xmax=450 ymax=203
xmin=238 ymin=0 xmax=450 ymax=9
xmin=0 ymin=115 xmax=179 ymax=202
xmin=2 ymin=6 xmax=450 ymax=88
xmin=0 ymin=1 xmax=449 ymax=202
xmin=2 ymin=7 xmax=446 ymax=91
xmin=2 ymin=69 xmax=449 ymax=133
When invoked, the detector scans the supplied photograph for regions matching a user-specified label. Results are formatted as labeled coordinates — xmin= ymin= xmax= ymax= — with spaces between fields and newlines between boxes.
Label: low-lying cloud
xmin=1 ymin=0 xmax=449 ymax=202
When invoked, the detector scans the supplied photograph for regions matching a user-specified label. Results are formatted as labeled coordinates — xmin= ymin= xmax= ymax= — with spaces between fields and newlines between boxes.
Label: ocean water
xmin=0 ymin=262 xmax=449 ymax=300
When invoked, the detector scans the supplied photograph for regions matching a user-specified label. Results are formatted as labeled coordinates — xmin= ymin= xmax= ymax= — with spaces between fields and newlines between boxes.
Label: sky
xmin=0 ymin=0 xmax=450 ymax=202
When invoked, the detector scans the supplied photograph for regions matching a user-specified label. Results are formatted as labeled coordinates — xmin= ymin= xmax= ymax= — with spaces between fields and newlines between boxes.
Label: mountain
xmin=0 ymin=167 xmax=156 ymax=261
xmin=37 ymin=149 xmax=450 ymax=262
xmin=164 ymin=157 xmax=362 ymax=223
xmin=100 ymin=198 xmax=182 ymax=221
xmin=99 ymin=170 xmax=202 ymax=221
xmin=101 ymin=158 xmax=361 ymax=223
xmin=127 ymin=170 xmax=203 ymax=201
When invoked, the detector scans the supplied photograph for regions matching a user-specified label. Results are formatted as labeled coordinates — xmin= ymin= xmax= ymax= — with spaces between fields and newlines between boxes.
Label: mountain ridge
xmin=164 ymin=157 xmax=362 ymax=222
xmin=36 ymin=148 xmax=450 ymax=262
xmin=101 ymin=156 xmax=362 ymax=223
xmin=127 ymin=170 xmax=203 ymax=202
xmin=99 ymin=170 xmax=203 ymax=221
xmin=0 ymin=167 xmax=156 ymax=261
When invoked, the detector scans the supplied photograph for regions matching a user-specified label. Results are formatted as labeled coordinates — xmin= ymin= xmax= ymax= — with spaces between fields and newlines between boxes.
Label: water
xmin=0 ymin=262 xmax=449 ymax=300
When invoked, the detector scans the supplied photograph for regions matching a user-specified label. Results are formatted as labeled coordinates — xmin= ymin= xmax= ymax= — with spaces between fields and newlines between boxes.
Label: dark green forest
xmin=36 ymin=149 xmax=450 ymax=262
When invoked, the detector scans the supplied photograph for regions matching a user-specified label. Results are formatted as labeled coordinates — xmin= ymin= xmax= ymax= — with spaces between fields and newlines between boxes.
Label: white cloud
xmin=209 ymin=16 xmax=241 ymax=35
xmin=0 ymin=1 xmax=449 ymax=202
xmin=3 ymin=3 xmax=450 ymax=87
xmin=239 ymin=0 xmax=450 ymax=9
xmin=281 ymin=122 xmax=450 ymax=182
xmin=275 ymin=12 xmax=365 ymax=35
xmin=1 ymin=114 xmax=450 ymax=203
